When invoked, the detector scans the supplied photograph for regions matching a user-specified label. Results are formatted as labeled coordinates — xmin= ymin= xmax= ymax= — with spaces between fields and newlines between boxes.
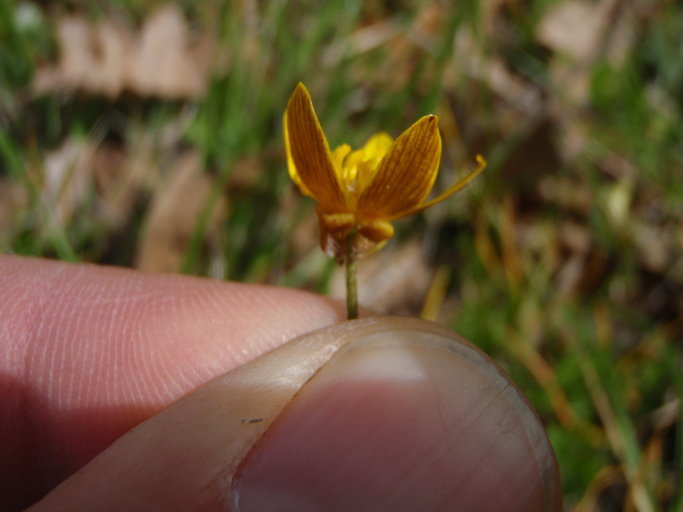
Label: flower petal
xmin=356 ymin=115 xmax=441 ymax=219
xmin=339 ymin=133 xmax=392 ymax=201
xmin=385 ymin=154 xmax=487 ymax=221
xmin=284 ymin=114 xmax=313 ymax=197
xmin=284 ymin=83 xmax=346 ymax=211
xmin=353 ymin=132 xmax=393 ymax=192
xmin=330 ymin=144 xmax=351 ymax=173
xmin=359 ymin=132 xmax=393 ymax=161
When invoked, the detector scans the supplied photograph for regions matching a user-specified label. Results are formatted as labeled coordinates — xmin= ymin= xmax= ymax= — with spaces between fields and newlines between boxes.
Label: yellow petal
xmin=359 ymin=132 xmax=393 ymax=161
xmin=353 ymin=132 xmax=393 ymax=192
xmin=356 ymin=115 xmax=441 ymax=219
xmin=330 ymin=144 xmax=351 ymax=173
xmin=284 ymin=83 xmax=346 ymax=211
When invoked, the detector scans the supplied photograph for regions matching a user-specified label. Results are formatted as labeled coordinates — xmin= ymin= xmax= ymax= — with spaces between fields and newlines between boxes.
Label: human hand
xmin=0 ymin=255 xmax=560 ymax=511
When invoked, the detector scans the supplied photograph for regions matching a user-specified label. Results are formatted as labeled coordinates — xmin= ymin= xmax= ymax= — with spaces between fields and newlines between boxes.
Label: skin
xmin=0 ymin=255 xmax=561 ymax=511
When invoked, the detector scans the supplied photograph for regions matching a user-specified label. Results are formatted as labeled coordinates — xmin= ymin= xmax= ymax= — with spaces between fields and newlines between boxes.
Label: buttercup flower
xmin=284 ymin=82 xmax=486 ymax=262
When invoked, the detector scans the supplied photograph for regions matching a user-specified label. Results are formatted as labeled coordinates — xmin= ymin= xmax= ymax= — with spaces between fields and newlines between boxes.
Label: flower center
xmin=331 ymin=132 xmax=392 ymax=209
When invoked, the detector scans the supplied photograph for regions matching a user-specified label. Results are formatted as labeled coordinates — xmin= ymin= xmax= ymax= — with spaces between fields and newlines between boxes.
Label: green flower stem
xmin=345 ymin=229 xmax=358 ymax=320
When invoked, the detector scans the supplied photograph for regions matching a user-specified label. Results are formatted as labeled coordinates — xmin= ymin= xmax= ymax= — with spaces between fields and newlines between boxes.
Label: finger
xmin=29 ymin=318 xmax=561 ymax=512
xmin=0 ymin=255 xmax=344 ymax=510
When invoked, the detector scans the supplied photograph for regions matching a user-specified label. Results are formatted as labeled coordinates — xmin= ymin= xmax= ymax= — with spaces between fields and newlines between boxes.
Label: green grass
xmin=1 ymin=1 xmax=682 ymax=509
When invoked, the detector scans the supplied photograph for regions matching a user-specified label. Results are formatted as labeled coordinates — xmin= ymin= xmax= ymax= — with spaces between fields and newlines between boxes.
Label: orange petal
xmin=356 ymin=115 xmax=441 ymax=219
xmin=284 ymin=113 xmax=313 ymax=197
xmin=386 ymin=154 xmax=487 ymax=220
xmin=284 ymin=83 xmax=346 ymax=211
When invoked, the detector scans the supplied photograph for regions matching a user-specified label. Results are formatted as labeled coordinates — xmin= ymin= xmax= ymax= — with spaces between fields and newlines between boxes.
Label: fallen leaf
xmin=34 ymin=6 xmax=214 ymax=99
xmin=537 ymin=0 xmax=634 ymax=107
xmin=0 ymin=179 xmax=29 ymax=241
xmin=39 ymin=139 xmax=96 ymax=227
xmin=136 ymin=151 xmax=224 ymax=272
xmin=537 ymin=0 xmax=609 ymax=62
xmin=129 ymin=5 xmax=211 ymax=99
xmin=93 ymin=139 xmax=156 ymax=229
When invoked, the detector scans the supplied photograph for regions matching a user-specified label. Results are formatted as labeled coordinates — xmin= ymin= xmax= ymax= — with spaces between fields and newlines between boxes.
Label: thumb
xmin=28 ymin=317 xmax=561 ymax=512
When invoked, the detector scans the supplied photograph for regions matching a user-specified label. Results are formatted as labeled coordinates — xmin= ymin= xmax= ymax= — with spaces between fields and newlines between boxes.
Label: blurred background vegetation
xmin=1 ymin=0 xmax=681 ymax=510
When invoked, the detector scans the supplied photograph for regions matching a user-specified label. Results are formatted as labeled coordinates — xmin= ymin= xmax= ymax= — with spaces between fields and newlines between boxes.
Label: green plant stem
xmin=345 ymin=230 xmax=358 ymax=320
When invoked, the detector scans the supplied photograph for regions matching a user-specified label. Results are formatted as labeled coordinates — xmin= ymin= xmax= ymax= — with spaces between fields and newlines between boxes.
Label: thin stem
xmin=345 ymin=229 xmax=358 ymax=320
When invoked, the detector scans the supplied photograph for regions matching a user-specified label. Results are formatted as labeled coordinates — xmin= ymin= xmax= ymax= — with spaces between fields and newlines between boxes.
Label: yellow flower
xmin=284 ymin=82 xmax=486 ymax=261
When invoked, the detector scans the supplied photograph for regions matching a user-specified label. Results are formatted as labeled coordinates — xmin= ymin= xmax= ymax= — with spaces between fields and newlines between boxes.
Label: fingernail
xmin=231 ymin=321 xmax=560 ymax=512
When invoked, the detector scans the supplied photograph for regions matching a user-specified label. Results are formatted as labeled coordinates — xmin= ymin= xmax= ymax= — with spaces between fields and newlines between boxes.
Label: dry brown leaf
xmin=538 ymin=0 xmax=610 ymax=62
xmin=634 ymin=223 xmax=670 ymax=273
xmin=538 ymin=175 xmax=593 ymax=215
xmin=32 ymin=136 xmax=159 ymax=234
xmin=556 ymin=253 xmax=587 ymax=296
xmin=227 ymin=156 xmax=262 ymax=193
xmin=34 ymin=16 xmax=130 ymax=98
xmin=129 ymin=5 xmax=209 ymax=99
xmin=538 ymin=0 xmax=634 ymax=64
xmin=39 ymin=139 xmax=97 ymax=227
xmin=96 ymin=20 xmax=132 ymax=98
xmin=34 ymin=6 xmax=214 ymax=99
xmin=0 ymin=179 xmax=29 ymax=240
xmin=347 ymin=3 xmax=447 ymax=92
xmin=560 ymin=221 xmax=592 ymax=255
xmin=94 ymin=139 xmax=156 ymax=229
xmin=135 ymin=151 xmax=224 ymax=273
xmin=538 ymin=0 xmax=634 ymax=107
xmin=451 ymin=27 xmax=543 ymax=116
